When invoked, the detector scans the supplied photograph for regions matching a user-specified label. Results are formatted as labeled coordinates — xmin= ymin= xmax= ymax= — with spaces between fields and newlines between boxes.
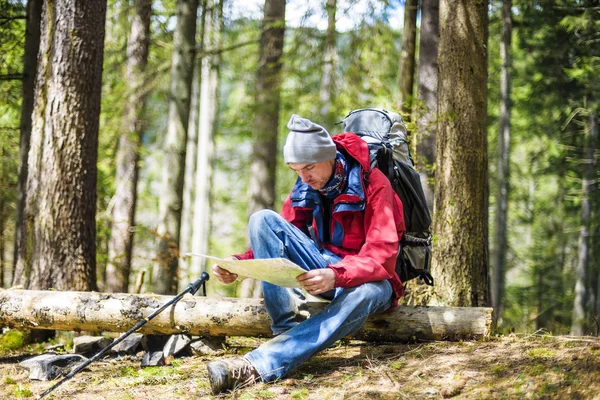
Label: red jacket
xmin=236 ymin=133 xmax=405 ymax=308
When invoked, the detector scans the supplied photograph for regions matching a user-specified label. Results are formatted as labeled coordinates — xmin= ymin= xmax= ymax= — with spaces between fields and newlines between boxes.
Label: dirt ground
xmin=1 ymin=334 xmax=600 ymax=399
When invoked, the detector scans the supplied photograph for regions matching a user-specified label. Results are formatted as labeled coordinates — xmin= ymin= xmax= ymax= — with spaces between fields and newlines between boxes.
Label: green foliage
xmin=491 ymin=0 xmax=599 ymax=334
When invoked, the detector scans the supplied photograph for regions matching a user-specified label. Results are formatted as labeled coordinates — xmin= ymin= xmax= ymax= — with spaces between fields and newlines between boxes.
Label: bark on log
xmin=0 ymin=290 xmax=492 ymax=341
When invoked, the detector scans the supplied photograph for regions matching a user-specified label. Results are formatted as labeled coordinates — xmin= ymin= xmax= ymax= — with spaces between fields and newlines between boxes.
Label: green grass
xmin=118 ymin=366 xmax=138 ymax=377
xmin=291 ymin=388 xmax=309 ymax=399
xmin=527 ymin=348 xmax=556 ymax=358
xmin=390 ymin=360 xmax=404 ymax=370
xmin=491 ymin=364 xmax=507 ymax=375
xmin=524 ymin=363 xmax=547 ymax=376
xmin=169 ymin=358 xmax=184 ymax=367
xmin=138 ymin=366 xmax=177 ymax=378
xmin=3 ymin=376 xmax=16 ymax=385
xmin=12 ymin=384 xmax=33 ymax=398
xmin=0 ymin=330 xmax=25 ymax=351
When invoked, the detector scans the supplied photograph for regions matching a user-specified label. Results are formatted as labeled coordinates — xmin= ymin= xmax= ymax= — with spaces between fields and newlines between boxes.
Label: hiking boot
xmin=206 ymin=357 xmax=260 ymax=394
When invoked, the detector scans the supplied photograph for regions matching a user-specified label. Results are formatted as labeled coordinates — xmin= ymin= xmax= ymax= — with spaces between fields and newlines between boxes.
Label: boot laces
xmin=230 ymin=359 xmax=256 ymax=382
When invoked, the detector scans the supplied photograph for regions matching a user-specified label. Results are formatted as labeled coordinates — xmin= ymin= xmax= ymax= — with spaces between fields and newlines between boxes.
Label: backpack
xmin=341 ymin=108 xmax=434 ymax=286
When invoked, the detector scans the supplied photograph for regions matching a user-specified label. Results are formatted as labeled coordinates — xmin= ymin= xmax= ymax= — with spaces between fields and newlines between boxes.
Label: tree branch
xmin=0 ymin=73 xmax=23 ymax=81
xmin=0 ymin=15 xmax=27 ymax=21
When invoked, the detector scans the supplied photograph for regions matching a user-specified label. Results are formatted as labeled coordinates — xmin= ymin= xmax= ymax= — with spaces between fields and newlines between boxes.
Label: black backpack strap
xmin=419 ymin=246 xmax=434 ymax=286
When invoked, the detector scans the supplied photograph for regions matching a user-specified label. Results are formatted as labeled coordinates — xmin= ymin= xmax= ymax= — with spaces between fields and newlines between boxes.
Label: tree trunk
xmin=12 ymin=0 xmax=42 ymax=279
xmin=491 ymin=0 xmax=512 ymax=328
xmin=0 ymin=142 xmax=4 ymax=287
xmin=190 ymin=0 xmax=223 ymax=284
xmin=571 ymin=109 xmax=596 ymax=335
xmin=398 ymin=0 xmax=418 ymax=118
xmin=243 ymin=0 xmax=286 ymax=298
xmin=180 ymin=0 xmax=208 ymax=292
xmin=105 ymin=0 xmax=152 ymax=294
xmin=319 ymin=0 xmax=337 ymax=122
xmin=13 ymin=0 xmax=106 ymax=291
xmin=595 ymin=222 xmax=600 ymax=326
xmin=0 ymin=289 xmax=493 ymax=341
xmin=431 ymin=0 xmax=489 ymax=307
xmin=415 ymin=0 xmax=439 ymax=210
xmin=155 ymin=0 xmax=199 ymax=294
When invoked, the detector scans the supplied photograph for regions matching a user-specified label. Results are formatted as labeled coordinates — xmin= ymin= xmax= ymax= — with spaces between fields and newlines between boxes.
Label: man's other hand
xmin=297 ymin=268 xmax=336 ymax=295
xmin=212 ymin=257 xmax=238 ymax=284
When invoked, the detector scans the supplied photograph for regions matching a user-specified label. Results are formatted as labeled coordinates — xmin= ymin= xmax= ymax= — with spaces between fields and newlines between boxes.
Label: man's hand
xmin=297 ymin=268 xmax=336 ymax=295
xmin=212 ymin=257 xmax=238 ymax=284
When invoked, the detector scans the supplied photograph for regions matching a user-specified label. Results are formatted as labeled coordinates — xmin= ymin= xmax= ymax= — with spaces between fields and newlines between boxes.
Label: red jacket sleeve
xmin=329 ymin=170 xmax=405 ymax=288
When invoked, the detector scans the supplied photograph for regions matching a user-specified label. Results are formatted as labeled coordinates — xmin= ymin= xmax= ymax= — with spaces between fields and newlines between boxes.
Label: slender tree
xmin=415 ymin=0 xmax=439 ymax=209
xmin=190 ymin=0 xmax=224 ymax=284
xmin=12 ymin=0 xmax=42 ymax=278
xmin=492 ymin=0 xmax=512 ymax=327
xmin=105 ymin=0 xmax=152 ymax=293
xmin=571 ymin=108 xmax=596 ymax=335
xmin=155 ymin=0 xmax=199 ymax=294
xmin=431 ymin=0 xmax=489 ymax=307
xmin=180 ymin=0 xmax=208 ymax=291
xmin=398 ymin=0 xmax=418 ymax=118
xmin=595 ymin=196 xmax=600 ymax=327
xmin=0 ymin=141 xmax=5 ymax=287
xmin=319 ymin=0 xmax=337 ymax=122
xmin=13 ymin=0 xmax=107 ymax=291
xmin=242 ymin=0 xmax=286 ymax=298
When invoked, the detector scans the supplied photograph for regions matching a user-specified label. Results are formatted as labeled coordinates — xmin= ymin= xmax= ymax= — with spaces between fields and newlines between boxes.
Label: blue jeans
xmin=243 ymin=210 xmax=393 ymax=382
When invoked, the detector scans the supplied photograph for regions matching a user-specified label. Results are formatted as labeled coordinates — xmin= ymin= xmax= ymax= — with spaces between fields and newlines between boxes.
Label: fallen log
xmin=0 ymin=289 xmax=492 ymax=341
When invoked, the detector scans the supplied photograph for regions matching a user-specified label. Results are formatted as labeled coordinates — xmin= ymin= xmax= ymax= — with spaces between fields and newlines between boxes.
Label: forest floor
xmin=1 ymin=333 xmax=600 ymax=399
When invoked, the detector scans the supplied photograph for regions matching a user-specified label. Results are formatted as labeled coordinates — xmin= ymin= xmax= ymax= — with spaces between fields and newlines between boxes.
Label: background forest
xmin=0 ymin=0 xmax=598 ymax=338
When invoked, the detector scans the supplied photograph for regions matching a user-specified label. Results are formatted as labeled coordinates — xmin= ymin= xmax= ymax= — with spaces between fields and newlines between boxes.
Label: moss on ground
xmin=0 ymin=330 xmax=25 ymax=351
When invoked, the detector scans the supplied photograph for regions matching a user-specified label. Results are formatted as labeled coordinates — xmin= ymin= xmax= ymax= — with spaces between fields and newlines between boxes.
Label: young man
xmin=206 ymin=114 xmax=405 ymax=394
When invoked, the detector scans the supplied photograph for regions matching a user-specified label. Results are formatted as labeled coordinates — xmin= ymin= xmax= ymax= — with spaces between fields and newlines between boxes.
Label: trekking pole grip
xmin=188 ymin=271 xmax=210 ymax=296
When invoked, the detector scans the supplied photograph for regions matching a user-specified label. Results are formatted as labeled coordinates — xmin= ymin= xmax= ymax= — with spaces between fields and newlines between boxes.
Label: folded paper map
xmin=187 ymin=253 xmax=306 ymax=288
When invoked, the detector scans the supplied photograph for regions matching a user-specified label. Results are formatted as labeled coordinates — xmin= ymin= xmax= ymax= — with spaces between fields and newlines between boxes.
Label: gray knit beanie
xmin=283 ymin=114 xmax=337 ymax=163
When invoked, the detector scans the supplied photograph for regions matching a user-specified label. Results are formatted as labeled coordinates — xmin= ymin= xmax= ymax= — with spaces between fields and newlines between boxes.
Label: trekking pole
xmin=37 ymin=272 xmax=210 ymax=399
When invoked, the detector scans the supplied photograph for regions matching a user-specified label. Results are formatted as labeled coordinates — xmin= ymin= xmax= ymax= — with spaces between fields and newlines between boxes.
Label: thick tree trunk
xmin=13 ymin=0 xmax=42 ymax=279
xmin=398 ymin=0 xmax=418 ymax=118
xmin=491 ymin=0 xmax=512 ymax=328
xmin=13 ymin=0 xmax=106 ymax=291
xmin=431 ymin=0 xmax=489 ymax=307
xmin=190 ymin=0 xmax=223 ymax=285
xmin=415 ymin=0 xmax=439 ymax=210
xmin=155 ymin=0 xmax=199 ymax=294
xmin=319 ymin=0 xmax=337 ymax=121
xmin=243 ymin=0 xmax=286 ymax=298
xmin=247 ymin=0 xmax=285 ymax=216
xmin=105 ymin=0 xmax=152 ymax=294
xmin=0 ymin=289 xmax=492 ymax=341
xmin=571 ymin=109 xmax=596 ymax=335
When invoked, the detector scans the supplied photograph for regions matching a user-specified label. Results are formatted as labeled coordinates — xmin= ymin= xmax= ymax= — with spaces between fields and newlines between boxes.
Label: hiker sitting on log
xmin=207 ymin=114 xmax=406 ymax=394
